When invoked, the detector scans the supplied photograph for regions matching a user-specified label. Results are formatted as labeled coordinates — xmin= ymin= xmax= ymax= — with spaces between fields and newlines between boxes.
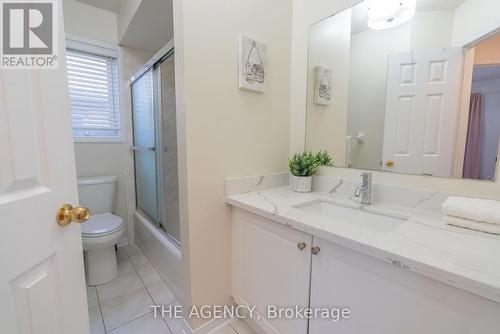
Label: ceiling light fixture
xmin=367 ymin=0 xmax=416 ymax=30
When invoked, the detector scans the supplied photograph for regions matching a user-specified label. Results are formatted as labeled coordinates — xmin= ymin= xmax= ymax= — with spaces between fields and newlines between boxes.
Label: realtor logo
xmin=1 ymin=0 xmax=58 ymax=69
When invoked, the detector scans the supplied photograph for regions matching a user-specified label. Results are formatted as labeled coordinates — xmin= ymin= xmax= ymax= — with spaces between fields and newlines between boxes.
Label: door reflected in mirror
xmin=305 ymin=0 xmax=500 ymax=180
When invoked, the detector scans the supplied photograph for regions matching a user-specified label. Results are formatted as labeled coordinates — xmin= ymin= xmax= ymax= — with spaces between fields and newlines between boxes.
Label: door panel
xmin=382 ymin=47 xmax=463 ymax=177
xmin=134 ymin=150 xmax=158 ymax=221
xmin=232 ymin=209 xmax=311 ymax=334
xmin=395 ymin=95 xmax=414 ymax=155
xmin=0 ymin=1 xmax=89 ymax=333
xmin=309 ymin=238 xmax=500 ymax=334
xmin=158 ymin=55 xmax=180 ymax=243
xmin=131 ymin=69 xmax=158 ymax=221
xmin=10 ymin=256 xmax=59 ymax=334
xmin=422 ymin=94 xmax=443 ymax=155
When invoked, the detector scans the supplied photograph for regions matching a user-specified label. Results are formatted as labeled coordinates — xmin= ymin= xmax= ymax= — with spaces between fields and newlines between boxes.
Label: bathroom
xmin=0 ymin=0 xmax=500 ymax=333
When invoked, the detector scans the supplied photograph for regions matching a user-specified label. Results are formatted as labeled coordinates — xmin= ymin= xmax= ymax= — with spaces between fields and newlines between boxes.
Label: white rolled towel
xmin=444 ymin=215 xmax=500 ymax=235
xmin=442 ymin=196 xmax=500 ymax=225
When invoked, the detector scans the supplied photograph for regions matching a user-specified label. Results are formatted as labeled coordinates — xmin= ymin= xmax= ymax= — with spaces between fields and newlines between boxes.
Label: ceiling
xmin=416 ymin=0 xmax=466 ymax=12
xmin=119 ymin=0 xmax=174 ymax=53
xmin=76 ymin=0 xmax=174 ymax=54
xmin=350 ymin=0 xmax=467 ymax=35
xmin=77 ymin=0 xmax=120 ymax=13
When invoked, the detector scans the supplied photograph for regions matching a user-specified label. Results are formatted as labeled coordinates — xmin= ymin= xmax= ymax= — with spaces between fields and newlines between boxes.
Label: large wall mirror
xmin=305 ymin=0 xmax=500 ymax=181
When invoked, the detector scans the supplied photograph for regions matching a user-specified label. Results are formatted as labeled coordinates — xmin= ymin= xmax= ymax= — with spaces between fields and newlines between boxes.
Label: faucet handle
xmin=354 ymin=187 xmax=362 ymax=198
xmin=361 ymin=172 xmax=372 ymax=185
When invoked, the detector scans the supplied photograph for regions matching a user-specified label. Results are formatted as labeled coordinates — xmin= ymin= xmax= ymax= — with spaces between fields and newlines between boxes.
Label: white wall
xmin=291 ymin=0 xmax=500 ymax=200
xmin=62 ymin=0 xmax=117 ymax=43
xmin=411 ymin=11 xmax=454 ymax=50
xmin=306 ymin=10 xmax=352 ymax=166
xmin=347 ymin=22 xmax=411 ymax=170
xmin=290 ymin=0 xmax=356 ymax=153
xmin=62 ymin=0 xmax=152 ymax=242
xmin=452 ymin=0 xmax=500 ymax=46
xmin=173 ymin=0 xmax=292 ymax=329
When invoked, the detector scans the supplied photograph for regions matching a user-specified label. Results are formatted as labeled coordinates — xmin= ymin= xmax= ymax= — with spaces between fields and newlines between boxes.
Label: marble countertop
xmin=226 ymin=186 xmax=500 ymax=304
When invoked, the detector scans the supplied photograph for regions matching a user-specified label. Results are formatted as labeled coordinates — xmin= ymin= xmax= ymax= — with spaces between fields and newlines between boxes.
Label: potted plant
xmin=289 ymin=151 xmax=333 ymax=192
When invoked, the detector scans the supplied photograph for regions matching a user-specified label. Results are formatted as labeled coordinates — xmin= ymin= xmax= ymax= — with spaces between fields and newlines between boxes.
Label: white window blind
xmin=66 ymin=47 xmax=121 ymax=140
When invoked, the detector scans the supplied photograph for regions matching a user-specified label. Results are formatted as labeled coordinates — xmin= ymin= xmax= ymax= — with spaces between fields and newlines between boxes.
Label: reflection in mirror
xmin=305 ymin=0 xmax=500 ymax=180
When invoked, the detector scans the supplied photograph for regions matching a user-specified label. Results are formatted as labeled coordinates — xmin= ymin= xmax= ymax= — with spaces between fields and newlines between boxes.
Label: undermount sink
xmin=293 ymin=199 xmax=407 ymax=232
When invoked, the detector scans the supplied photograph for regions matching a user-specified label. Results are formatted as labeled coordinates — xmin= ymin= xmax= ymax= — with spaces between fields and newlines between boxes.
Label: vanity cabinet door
xmin=232 ymin=209 xmax=312 ymax=334
xmin=309 ymin=237 xmax=500 ymax=334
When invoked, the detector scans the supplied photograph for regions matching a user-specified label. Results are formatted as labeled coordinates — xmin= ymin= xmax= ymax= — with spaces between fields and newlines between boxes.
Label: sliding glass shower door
xmin=158 ymin=56 xmax=180 ymax=242
xmin=131 ymin=69 xmax=158 ymax=222
xmin=131 ymin=50 xmax=180 ymax=245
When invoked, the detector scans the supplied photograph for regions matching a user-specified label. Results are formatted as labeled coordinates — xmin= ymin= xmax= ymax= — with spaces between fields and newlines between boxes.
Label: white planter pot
xmin=290 ymin=175 xmax=312 ymax=193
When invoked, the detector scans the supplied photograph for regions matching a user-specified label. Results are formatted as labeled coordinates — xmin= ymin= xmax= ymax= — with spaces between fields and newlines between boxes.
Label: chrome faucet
xmin=354 ymin=172 xmax=372 ymax=205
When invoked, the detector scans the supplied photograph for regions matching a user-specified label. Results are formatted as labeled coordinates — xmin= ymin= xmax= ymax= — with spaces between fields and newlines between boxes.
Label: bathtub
xmin=134 ymin=210 xmax=183 ymax=302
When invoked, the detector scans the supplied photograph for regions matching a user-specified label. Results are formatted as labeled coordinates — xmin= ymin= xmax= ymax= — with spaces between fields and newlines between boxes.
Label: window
xmin=66 ymin=37 xmax=121 ymax=141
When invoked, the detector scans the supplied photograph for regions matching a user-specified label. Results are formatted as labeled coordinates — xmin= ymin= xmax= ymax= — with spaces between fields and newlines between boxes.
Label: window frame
xmin=66 ymin=34 xmax=124 ymax=143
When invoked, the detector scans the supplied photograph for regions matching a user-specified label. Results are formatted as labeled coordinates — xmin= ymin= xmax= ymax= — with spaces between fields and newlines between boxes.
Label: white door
xmin=231 ymin=209 xmax=311 ymax=334
xmin=0 ymin=1 xmax=89 ymax=333
xmin=382 ymin=47 xmax=463 ymax=177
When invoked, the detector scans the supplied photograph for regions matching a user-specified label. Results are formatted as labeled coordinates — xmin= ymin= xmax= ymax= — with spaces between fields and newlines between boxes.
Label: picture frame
xmin=314 ymin=66 xmax=332 ymax=105
xmin=238 ymin=35 xmax=266 ymax=93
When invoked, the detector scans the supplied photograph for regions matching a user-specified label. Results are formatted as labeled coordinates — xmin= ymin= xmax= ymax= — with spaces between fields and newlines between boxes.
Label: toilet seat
xmin=81 ymin=213 xmax=123 ymax=238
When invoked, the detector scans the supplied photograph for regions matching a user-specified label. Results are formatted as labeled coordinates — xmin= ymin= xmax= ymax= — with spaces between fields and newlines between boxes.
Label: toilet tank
xmin=77 ymin=176 xmax=118 ymax=215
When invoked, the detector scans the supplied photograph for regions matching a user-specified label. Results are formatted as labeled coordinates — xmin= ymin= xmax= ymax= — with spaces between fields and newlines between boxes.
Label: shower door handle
xmin=130 ymin=146 xmax=156 ymax=152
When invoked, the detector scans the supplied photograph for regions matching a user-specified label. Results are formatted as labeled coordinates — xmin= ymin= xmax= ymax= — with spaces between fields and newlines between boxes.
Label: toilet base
xmin=84 ymin=246 xmax=118 ymax=286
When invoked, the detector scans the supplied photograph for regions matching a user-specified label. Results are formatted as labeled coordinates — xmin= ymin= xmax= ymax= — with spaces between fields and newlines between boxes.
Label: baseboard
xmin=117 ymin=236 xmax=129 ymax=247
xmin=237 ymin=317 xmax=265 ymax=333
xmin=181 ymin=316 xmax=232 ymax=334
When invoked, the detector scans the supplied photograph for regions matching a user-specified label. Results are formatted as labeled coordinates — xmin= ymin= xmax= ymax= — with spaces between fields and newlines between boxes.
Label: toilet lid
xmin=81 ymin=213 xmax=123 ymax=237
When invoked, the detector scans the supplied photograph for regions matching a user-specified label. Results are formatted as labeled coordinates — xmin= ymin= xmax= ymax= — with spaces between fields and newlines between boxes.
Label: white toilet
xmin=78 ymin=176 xmax=124 ymax=286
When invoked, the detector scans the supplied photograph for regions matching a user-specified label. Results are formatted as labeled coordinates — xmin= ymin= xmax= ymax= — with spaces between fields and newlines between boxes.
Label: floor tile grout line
xmin=101 ymin=246 xmax=146 ymax=333
xmin=139 ymin=258 xmax=176 ymax=334
xmin=92 ymin=279 xmax=107 ymax=333
xmin=98 ymin=249 xmax=145 ymax=306
xmin=126 ymin=246 xmax=150 ymax=291
xmin=99 ymin=247 xmax=130 ymax=333
xmin=103 ymin=246 xmax=150 ymax=333
xmin=98 ymin=281 xmax=146 ymax=306
xmin=228 ymin=322 xmax=239 ymax=334
xmin=106 ymin=310 xmax=155 ymax=333
xmin=126 ymin=245 xmax=175 ymax=334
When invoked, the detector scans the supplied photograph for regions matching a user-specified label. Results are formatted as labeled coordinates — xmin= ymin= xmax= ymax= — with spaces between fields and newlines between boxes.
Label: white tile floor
xmin=212 ymin=319 xmax=256 ymax=334
xmin=87 ymin=244 xmax=255 ymax=334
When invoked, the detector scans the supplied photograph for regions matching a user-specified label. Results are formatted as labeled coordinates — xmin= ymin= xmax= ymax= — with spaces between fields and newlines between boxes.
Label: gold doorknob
xmin=56 ymin=204 xmax=90 ymax=226
xmin=385 ymin=160 xmax=395 ymax=168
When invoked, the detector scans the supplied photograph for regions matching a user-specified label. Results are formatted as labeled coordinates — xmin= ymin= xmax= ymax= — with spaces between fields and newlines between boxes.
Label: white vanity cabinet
xmin=231 ymin=209 xmax=312 ymax=334
xmin=309 ymin=238 xmax=500 ymax=334
xmin=231 ymin=208 xmax=500 ymax=334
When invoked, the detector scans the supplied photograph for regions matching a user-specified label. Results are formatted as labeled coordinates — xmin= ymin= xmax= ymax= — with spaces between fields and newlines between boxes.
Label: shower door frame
xmin=130 ymin=40 xmax=180 ymax=247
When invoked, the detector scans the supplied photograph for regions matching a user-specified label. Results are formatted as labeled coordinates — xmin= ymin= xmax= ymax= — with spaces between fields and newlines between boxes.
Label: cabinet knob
xmin=311 ymin=246 xmax=321 ymax=255
xmin=297 ymin=242 xmax=307 ymax=251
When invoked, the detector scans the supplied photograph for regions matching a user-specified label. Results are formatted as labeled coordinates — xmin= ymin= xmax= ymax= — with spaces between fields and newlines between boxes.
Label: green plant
xmin=289 ymin=151 xmax=334 ymax=177
xmin=315 ymin=150 xmax=334 ymax=167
